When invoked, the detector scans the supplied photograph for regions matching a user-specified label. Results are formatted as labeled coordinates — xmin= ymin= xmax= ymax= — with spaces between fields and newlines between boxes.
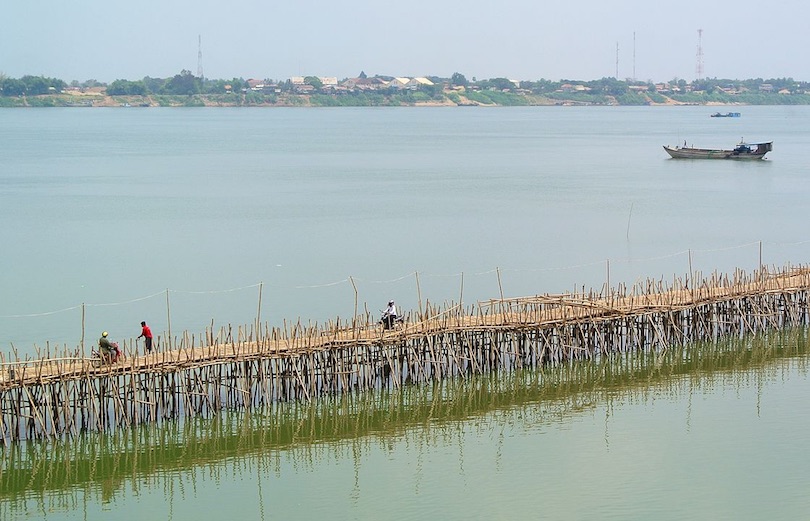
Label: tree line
xmin=3 ymin=69 xmax=810 ymax=102
xmin=0 ymin=75 xmax=67 ymax=96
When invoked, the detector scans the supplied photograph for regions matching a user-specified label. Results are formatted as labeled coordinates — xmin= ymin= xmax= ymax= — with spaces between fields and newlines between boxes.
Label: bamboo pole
xmin=2 ymin=265 xmax=810 ymax=441
xmin=166 ymin=289 xmax=172 ymax=350
xmin=256 ymin=282 xmax=263 ymax=345
xmin=349 ymin=276 xmax=358 ymax=340
xmin=81 ymin=303 xmax=85 ymax=351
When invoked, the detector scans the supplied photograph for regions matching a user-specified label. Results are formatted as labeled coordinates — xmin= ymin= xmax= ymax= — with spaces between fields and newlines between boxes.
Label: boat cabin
xmin=733 ymin=142 xmax=773 ymax=156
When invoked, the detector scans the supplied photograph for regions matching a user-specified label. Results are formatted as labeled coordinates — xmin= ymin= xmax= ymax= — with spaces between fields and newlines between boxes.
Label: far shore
xmin=0 ymin=90 xmax=770 ymax=109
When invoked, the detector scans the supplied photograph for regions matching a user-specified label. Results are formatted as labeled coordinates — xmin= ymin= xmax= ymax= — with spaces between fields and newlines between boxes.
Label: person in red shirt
xmin=138 ymin=321 xmax=153 ymax=352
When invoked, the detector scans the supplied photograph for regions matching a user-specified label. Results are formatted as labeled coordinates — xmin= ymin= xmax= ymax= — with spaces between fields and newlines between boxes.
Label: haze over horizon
xmin=2 ymin=0 xmax=807 ymax=84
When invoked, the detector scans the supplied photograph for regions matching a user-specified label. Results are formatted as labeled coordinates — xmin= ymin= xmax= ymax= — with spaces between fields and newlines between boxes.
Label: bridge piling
xmin=2 ymin=265 xmax=810 ymax=443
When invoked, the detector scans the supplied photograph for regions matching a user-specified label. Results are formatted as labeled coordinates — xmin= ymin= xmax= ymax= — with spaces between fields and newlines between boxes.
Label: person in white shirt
xmin=382 ymin=300 xmax=398 ymax=329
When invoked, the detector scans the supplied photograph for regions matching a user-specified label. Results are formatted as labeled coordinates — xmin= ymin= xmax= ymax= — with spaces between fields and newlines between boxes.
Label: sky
xmin=2 ymin=0 xmax=808 ymax=84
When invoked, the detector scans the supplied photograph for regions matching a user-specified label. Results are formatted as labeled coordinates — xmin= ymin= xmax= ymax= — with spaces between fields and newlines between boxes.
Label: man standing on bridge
xmin=138 ymin=321 xmax=153 ymax=352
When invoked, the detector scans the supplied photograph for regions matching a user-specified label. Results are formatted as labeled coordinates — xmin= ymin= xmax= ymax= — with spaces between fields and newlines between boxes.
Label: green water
xmin=2 ymin=106 xmax=810 ymax=352
xmin=3 ymin=105 xmax=810 ymax=519
xmin=2 ymin=330 xmax=808 ymax=520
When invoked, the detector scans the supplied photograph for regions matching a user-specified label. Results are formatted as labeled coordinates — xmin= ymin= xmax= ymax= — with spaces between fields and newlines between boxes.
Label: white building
xmin=406 ymin=77 xmax=434 ymax=88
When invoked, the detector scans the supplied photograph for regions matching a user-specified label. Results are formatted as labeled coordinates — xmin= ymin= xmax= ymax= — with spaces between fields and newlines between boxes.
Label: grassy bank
xmin=4 ymin=89 xmax=810 ymax=108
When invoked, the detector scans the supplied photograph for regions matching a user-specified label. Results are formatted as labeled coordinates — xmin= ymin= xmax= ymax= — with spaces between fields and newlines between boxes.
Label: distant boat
xmin=663 ymin=141 xmax=773 ymax=160
xmin=710 ymin=112 xmax=741 ymax=117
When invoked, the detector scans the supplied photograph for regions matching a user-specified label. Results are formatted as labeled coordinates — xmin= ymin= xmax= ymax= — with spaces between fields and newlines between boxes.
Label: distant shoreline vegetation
xmin=3 ymin=70 xmax=810 ymax=107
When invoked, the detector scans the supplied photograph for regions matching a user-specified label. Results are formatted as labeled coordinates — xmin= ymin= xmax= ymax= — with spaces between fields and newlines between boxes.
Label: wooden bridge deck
xmin=2 ymin=265 xmax=809 ymax=442
xmin=3 ymin=265 xmax=809 ymax=390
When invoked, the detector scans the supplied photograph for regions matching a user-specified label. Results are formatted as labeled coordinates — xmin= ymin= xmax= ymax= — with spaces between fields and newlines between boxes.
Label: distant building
xmin=558 ymin=84 xmax=590 ymax=93
xmin=244 ymin=78 xmax=279 ymax=93
xmin=387 ymin=78 xmax=410 ymax=89
xmin=290 ymin=76 xmax=337 ymax=86
xmin=406 ymin=77 xmax=434 ymax=88
xmin=341 ymin=76 xmax=387 ymax=90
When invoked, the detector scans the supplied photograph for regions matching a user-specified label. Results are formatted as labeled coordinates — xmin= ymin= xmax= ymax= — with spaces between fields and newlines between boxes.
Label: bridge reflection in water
xmin=1 ymin=327 xmax=807 ymax=517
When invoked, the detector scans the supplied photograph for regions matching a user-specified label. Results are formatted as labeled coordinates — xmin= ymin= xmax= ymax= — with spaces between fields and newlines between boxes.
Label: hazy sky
xmin=2 ymin=0 xmax=807 ymax=83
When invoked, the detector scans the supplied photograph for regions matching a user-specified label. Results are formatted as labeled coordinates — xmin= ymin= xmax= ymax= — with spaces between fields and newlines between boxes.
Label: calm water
xmin=1 ymin=106 xmax=810 ymax=519
xmin=1 ymin=105 xmax=810 ymax=351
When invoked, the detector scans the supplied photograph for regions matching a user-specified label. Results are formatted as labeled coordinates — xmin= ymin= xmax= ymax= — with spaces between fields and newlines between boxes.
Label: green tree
xmin=520 ymin=79 xmax=558 ymax=95
xmin=142 ymin=76 xmax=166 ymax=93
xmin=20 ymin=75 xmax=51 ymax=95
xmin=480 ymin=77 xmax=514 ymax=91
xmin=451 ymin=72 xmax=468 ymax=87
xmin=586 ymin=77 xmax=628 ymax=96
xmin=80 ymin=79 xmax=103 ymax=88
xmin=162 ymin=70 xmax=200 ymax=95
xmin=304 ymin=76 xmax=323 ymax=89
xmin=202 ymin=79 xmax=228 ymax=94
xmin=0 ymin=77 xmax=25 ymax=96
xmin=106 ymin=79 xmax=147 ymax=95
xmin=420 ymin=84 xmax=443 ymax=98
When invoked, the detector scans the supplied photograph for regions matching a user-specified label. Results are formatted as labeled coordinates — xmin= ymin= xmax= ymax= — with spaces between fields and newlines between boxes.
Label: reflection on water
xmin=1 ymin=329 xmax=807 ymax=519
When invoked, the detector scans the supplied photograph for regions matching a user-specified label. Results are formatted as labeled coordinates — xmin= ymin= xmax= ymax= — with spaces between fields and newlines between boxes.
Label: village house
xmin=293 ymin=83 xmax=315 ymax=94
xmin=245 ymin=79 xmax=280 ymax=93
xmin=558 ymin=83 xmax=590 ymax=93
xmin=405 ymin=77 xmax=434 ymax=89
xmin=340 ymin=76 xmax=387 ymax=90
xmin=386 ymin=78 xmax=410 ymax=89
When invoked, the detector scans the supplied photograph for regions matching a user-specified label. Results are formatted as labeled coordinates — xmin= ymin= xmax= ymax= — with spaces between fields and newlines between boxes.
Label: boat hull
xmin=663 ymin=145 xmax=769 ymax=160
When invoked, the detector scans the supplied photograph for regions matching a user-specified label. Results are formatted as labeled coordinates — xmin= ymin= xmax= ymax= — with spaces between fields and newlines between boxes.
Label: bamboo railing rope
xmin=1 ymin=265 xmax=809 ymax=443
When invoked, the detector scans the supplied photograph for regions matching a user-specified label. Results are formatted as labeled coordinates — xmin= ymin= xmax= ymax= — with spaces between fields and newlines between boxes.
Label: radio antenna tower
xmin=615 ymin=41 xmax=619 ymax=78
xmin=197 ymin=34 xmax=204 ymax=80
xmin=695 ymin=29 xmax=704 ymax=80
xmin=632 ymin=31 xmax=636 ymax=81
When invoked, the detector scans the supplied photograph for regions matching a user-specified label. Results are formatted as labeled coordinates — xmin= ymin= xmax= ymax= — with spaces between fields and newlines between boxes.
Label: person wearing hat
xmin=382 ymin=300 xmax=398 ymax=330
xmin=98 ymin=331 xmax=120 ymax=362
xmin=138 ymin=321 xmax=153 ymax=352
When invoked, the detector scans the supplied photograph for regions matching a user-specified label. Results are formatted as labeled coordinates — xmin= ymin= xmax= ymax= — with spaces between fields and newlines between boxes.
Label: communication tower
xmin=633 ymin=32 xmax=636 ymax=82
xmin=695 ymin=29 xmax=704 ymax=80
xmin=197 ymin=35 xmax=204 ymax=80
xmin=615 ymin=41 xmax=619 ymax=79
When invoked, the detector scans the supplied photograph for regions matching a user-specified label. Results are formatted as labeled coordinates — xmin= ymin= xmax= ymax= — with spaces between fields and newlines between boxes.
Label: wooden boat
xmin=663 ymin=141 xmax=772 ymax=160
xmin=710 ymin=112 xmax=741 ymax=117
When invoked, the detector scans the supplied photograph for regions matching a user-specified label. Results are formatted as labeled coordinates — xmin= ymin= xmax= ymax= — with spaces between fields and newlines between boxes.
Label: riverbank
xmin=1 ymin=89 xmax=802 ymax=108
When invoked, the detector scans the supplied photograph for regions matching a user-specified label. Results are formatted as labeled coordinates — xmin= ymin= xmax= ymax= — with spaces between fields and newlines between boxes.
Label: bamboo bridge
xmin=1 ymin=265 xmax=809 ymax=443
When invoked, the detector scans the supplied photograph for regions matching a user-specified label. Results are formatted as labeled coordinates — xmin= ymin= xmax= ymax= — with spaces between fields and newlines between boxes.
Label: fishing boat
xmin=663 ymin=141 xmax=773 ymax=160
xmin=710 ymin=112 xmax=741 ymax=117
